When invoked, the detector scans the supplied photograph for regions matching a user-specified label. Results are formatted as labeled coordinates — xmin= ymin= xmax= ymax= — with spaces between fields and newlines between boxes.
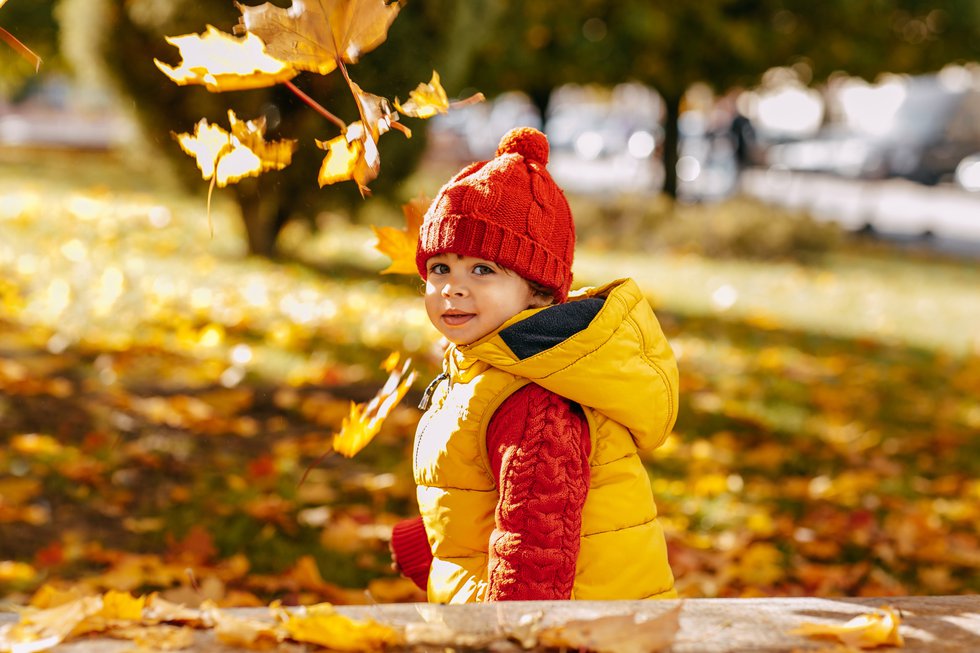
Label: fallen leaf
xmin=236 ymin=0 xmax=401 ymax=76
xmin=100 ymin=590 xmax=146 ymax=621
xmin=372 ymin=195 xmax=428 ymax=275
xmin=213 ymin=610 xmax=279 ymax=648
xmin=0 ymin=595 xmax=103 ymax=651
xmin=106 ymin=624 xmax=195 ymax=650
xmin=536 ymin=605 xmax=682 ymax=653
xmin=155 ymin=25 xmax=296 ymax=91
xmin=278 ymin=602 xmax=402 ymax=652
xmin=28 ymin=584 xmax=94 ymax=610
xmin=790 ymin=605 xmax=904 ymax=649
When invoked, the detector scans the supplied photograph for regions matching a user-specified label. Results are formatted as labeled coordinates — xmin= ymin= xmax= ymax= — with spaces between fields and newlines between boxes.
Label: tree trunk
xmin=234 ymin=180 xmax=279 ymax=258
xmin=661 ymin=92 xmax=681 ymax=199
xmin=527 ymin=86 xmax=551 ymax=127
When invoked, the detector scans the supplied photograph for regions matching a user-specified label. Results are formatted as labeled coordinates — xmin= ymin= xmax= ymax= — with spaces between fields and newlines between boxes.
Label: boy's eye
xmin=473 ymin=264 xmax=494 ymax=275
xmin=429 ymin=263 xmax=449 ymax=274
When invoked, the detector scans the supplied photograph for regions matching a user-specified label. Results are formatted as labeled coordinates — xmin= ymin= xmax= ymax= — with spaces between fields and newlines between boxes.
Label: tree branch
xmin=284 ymin=80 xmax=345 ymax=131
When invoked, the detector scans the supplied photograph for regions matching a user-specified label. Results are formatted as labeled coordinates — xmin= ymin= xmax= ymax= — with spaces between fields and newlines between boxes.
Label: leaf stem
xmin=338 ymin=60 xmax=369 ymax=130
xmin=285 ymin=80 xmax=346 ymax=131
xmin=0 ymin=26 xmax=42 ymax=72
xmin=450 ymin=92 xmax=486 ymax=110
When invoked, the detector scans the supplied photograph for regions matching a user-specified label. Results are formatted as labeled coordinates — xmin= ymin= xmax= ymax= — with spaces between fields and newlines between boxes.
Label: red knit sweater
xmin=390 ymin=383 xmax=591 ymax=600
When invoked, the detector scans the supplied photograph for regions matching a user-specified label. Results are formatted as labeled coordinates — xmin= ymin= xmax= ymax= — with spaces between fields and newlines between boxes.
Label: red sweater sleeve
xmin=485 ymin=383 xmax=591 ymax=601
xmin=390 ymin=516 xmax=432 ymax=591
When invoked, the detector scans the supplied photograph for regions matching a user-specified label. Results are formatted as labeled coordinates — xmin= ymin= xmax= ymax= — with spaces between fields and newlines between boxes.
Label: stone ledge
xmin=2 ymin=595 xmax=978 ymax=651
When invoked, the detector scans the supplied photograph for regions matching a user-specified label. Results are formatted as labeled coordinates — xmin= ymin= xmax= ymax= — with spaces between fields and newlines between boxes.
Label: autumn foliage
xmin=155 ymin=0 xmax=480 ymax=201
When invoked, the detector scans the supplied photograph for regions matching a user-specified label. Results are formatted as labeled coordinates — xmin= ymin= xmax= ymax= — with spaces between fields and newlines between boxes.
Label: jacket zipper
xmin=418 ymin=372 xmax=449 ymax=410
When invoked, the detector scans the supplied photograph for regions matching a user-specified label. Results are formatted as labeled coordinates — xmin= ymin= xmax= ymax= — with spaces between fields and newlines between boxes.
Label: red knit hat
xmin=416 ymin=127 xmax=575 ymax=302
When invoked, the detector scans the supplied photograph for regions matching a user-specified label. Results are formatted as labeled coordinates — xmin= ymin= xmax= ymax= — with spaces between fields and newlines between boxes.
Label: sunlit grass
xmin=1 ymin=149 xmax=979 ymax=602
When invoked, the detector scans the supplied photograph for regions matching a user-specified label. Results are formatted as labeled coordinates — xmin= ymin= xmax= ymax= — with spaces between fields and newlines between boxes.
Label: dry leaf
xmin=791 ymin=606 xmax=904 ymax=649
xmin=536 ymin=605 xmax=682 ymax=653
xmin=394 ymin=71 xmax=449 ymax=119
xmin=372 ymin=194 xmax=428 ymax=275
xmin=332 ymin=354 xmax=416 ymax=457
xmin=0 ymin=595 xmax=103 ymax=652
xmin=213 ymin=611 xmax=280 ymax=649
xmin=236 ymin=0 xmax=401 ymax=76
xmin=155 ymin=26 xmax=296 ymax=91
xmin=351 ymin=80 xmax=403 ymax=142
xmin=142 ymin=596 xmax=214 ymax=627
xmin=100 ymin=590 xmax=146 ymax=621
xmin=175 ymin=111 xmax=296 ymax=188
xmin=279 ymin=602 xmax=402 ymax=652
xmin=107 ymin=624 xmax=195 ymax=650
xmin=316 ymin=122 xmax=379 ymax=195
xmin=28 ymin=584 xmax=95 ymax=609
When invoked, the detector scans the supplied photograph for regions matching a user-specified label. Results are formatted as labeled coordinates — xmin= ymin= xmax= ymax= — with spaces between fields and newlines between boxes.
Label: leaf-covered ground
xmin=1 ymin=151 xmax=978 ymax=606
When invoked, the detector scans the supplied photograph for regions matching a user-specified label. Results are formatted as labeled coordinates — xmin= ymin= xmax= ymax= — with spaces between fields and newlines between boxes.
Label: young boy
xmin=391 ymin=127 xmax=678 ymax=603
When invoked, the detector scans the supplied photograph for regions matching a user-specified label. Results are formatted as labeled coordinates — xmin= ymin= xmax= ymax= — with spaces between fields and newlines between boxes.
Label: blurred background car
xmin=954 ymin=152 xmax=980 ymax=191
xmin=766 ymin=71 xmax=980 ymax=185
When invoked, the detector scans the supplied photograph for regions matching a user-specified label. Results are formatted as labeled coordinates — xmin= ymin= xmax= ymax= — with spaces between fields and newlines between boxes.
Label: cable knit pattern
xmin=485 ymin=383 xmax=591 ymax=601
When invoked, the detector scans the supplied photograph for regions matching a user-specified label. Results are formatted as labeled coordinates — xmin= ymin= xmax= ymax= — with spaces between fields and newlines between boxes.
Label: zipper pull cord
xmin=418 ymin=372 xmax=449 ymax=410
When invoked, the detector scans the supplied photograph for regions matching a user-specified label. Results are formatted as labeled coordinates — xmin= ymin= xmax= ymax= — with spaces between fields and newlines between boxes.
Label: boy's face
xmin=424 ymin=253 xmax=547 ymax=346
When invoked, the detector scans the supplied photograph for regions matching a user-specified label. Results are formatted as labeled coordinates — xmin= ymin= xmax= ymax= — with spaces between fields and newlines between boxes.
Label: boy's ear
xmin=528 ymin=293 xmax=555 ymax=309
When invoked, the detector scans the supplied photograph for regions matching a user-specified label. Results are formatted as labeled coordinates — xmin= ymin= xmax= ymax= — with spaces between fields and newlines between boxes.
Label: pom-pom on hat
xmin=416 ymin=127 xmax=575 ymax=302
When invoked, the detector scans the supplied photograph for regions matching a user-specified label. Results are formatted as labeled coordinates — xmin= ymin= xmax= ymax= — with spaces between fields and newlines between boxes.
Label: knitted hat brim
xmin=417 ymin=214 xmax=571 ymax=303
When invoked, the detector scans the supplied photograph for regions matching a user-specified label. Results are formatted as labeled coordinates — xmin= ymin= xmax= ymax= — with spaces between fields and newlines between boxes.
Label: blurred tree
xmin=56 ymin=0 xmax=459 ymax=258
xmin=0 ymin=0 xmax=64 ymax=97
xmin=461 ymin=0 xmax=980 ymax=199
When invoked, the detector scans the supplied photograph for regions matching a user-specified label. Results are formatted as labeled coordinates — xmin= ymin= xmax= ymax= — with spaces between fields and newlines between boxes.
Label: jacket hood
xmin=448 ymin=278 xmax=678 ymax=451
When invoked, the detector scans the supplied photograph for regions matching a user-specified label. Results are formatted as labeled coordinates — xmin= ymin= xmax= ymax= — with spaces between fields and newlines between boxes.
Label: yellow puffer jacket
xmin=414 ymin=278 xmax=679 ymax=603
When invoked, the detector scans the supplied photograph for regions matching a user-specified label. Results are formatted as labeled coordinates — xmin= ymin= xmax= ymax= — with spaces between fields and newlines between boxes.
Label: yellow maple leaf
xmin=155 ymin=25 xmax=296 ymax=91
xmin=175 ymin=110 xmax=296 ymax=187
xmin=395 ymin=71 xmax=449 ymax=119
xmin=237 ymin=0 xmax=401 ymax=76
xmin=316 ymin=122 xmax=380 ymax=196
xmin=372 ymin=194 xmax=429 ymax=275
xmin=332 ymin=354 xmax=416 ymax=458
xmin=281 ymin=603 xmax=402 ymax=652
xmin=100 ymin=590 xmax=146 ymax=621
xmin=790 ymin=605 xmax=904 ymax=649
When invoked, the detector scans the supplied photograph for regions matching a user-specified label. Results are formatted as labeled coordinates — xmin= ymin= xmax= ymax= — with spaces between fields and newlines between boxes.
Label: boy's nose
xmin=441 ymin=281 xmax=466 ymax=297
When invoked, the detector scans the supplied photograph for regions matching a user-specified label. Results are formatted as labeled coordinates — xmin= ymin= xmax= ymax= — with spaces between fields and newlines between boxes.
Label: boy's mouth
xmin=442 ymin=310 xmax=475 ymax=326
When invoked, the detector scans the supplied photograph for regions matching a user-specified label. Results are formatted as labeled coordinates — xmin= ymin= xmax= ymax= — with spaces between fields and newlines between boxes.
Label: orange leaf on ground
xmin=278 ymin=602 xmax=402 ymax=652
